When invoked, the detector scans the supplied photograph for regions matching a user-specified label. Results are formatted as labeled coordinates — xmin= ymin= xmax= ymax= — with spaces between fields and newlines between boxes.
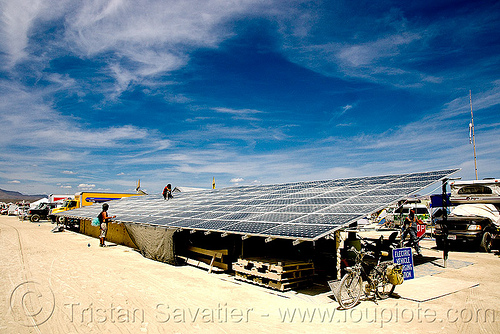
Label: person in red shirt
xmin=162 ymin=184 xmax=173 ymax=200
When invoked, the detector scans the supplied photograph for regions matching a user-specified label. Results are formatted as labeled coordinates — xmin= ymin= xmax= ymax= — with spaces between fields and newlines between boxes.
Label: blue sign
xmin=85 ymin=197 xmax=121 ymax=203
xmin=392 ymin=247 xmax=414 ymax=280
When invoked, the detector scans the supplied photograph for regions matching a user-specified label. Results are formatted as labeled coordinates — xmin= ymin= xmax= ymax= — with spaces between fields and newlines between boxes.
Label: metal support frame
xmin=441 ymin=177 xmax=460 ymax=267
xmin=442 ymin=179 xmax=449 ymax=268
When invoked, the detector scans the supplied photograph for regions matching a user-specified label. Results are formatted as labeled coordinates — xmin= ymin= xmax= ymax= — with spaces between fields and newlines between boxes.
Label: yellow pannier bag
xmin=386 ymin=263 xmax=404 ymax=285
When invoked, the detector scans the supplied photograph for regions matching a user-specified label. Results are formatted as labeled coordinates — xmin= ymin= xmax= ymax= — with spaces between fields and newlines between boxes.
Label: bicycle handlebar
xmin=349 ymin=246 xmax=374 ymax=257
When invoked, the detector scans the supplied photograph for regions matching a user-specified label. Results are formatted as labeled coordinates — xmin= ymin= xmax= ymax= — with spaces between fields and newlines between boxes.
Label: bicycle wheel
xmin=375 ymin=280 xmax=395 ymax=299
xmin=374 ymin=264 xmax=396 ymax=299
xmin=338 ymin=272 xmax=362 ymax=309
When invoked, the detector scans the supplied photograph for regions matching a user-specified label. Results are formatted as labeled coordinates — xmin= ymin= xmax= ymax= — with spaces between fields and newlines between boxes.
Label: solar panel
xmin=59 ymin=169 xmax=459 ymax=241
xmin=223 ymin=221 xmax=280 ymax=234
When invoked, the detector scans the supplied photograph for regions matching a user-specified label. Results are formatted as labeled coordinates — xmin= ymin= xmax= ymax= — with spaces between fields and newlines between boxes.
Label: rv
xmin=449 ymin=179 xmax=500 ymax=204
xmin=434 ymin=179 xmax=500 ymax=252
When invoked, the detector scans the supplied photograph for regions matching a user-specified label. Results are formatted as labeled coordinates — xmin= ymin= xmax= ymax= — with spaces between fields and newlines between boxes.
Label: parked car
xmin=7 ymin=204 xmax=18 ymax=216
xmin=434 ymin=203 xmax=500 ymax=252
xmin=16 ymin=202 xmax=31 ymax=220
xmin=26 ymin=202 xmax=57 ymax=222
xmin=0 ymin=203 xmax=9 ymax=215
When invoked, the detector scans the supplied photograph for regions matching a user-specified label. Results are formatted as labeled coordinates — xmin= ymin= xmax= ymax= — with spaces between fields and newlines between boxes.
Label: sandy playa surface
xmin=1 ymin=215 xmax=499 ymax=333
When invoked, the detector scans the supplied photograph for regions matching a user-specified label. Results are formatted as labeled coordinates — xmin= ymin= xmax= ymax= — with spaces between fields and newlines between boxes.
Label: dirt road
xmin=1 ymin=216 xmax=498 ymax=333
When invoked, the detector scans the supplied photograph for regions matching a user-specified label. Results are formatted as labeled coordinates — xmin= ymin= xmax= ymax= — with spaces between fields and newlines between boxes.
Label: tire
xmin=30 ymin=214 xmax=40 ymax=222
xmin=374 ymin=262 xmax=396 ymax=299
xmin=480 ymin=232 xmax=492 ymax=253
xmin=338 ymin=272 xmax=362 ymax=309
xmin=375 ymin=278 xmax=396 ymax=299
xmin=57 ymin=216 xmax=66 ymax=224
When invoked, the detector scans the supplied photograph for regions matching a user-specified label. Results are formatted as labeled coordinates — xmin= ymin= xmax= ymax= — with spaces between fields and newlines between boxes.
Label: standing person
xmin=400 ymin=209 xmax=421 ymax=255
xmin=98 ymin=203 xmax=116 ymax=247
xmin=162 ymin=184 xmax=173 ymax=200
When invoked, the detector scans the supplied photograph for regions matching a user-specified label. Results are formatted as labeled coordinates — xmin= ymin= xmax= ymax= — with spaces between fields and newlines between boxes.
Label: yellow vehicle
xmin=49 ymin=191 xmax=145 ymax=223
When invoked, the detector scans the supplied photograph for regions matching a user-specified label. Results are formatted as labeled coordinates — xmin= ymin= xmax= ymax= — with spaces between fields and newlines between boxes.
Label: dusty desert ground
xmin=1 ymin=215 xmax=499 ymax=334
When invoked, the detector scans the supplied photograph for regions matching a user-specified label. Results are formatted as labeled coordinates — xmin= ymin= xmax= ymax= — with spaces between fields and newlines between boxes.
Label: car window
xmin=458 ymin=185 xmax=493 ymax=195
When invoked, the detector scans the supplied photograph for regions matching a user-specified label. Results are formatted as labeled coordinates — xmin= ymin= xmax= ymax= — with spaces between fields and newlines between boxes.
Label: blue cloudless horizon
xmin=0 ymin=0 xmax=499 ymax=196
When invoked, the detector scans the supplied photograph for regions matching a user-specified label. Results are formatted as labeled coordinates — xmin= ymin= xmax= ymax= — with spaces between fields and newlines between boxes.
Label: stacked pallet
xmin=232 ymin=257 xmax=314 ymax=291
xmin=184 ymin=246 xmax=229 ymax=273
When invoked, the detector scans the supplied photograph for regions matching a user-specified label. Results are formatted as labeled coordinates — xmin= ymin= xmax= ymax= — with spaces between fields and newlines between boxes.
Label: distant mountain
xmin=0 ymin=188 xmax=46 ymax=202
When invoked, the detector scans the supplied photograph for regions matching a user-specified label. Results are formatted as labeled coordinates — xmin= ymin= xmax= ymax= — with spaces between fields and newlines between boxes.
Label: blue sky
xmin=0 ymin=0 xmax=499 ymax=195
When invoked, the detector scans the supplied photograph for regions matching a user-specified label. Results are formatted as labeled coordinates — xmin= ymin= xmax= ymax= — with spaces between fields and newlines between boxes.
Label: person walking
xmin=98 ymin=203 xmax=116 ymax=247
xmin=401 ymin=209 xmax=421 ymax=255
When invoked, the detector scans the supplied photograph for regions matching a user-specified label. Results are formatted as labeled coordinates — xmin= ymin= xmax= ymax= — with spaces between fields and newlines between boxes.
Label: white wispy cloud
xmin=276 ymin=6 xmax=498 ymax=91
xmin=341 ymin=104 xmax=353 ymax=114
xmin=0 ymin=81 xmax=171 ymax=151
xmin=173 ymin=123 xmax=289 ymax=145
xmin=230 ymin=178 xmax=244 ymax=183
xmin=212 ymin=107 xmax=264 ymax=121
xmin=337 ymin=33 xmax=421 ymax=67
xmin=0 ymin=0 xmax=277 ymax=99
xmin=0 ymin=0 xmax=42 ymax=66
xmin=441 ymin=83 xmax=500 ymax=121
xmin=78 ymin=183 xmax=95 ymax=189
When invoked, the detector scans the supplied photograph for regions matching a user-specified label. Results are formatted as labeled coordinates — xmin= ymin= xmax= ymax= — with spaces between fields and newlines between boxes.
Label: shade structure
xmin=60 ymin=169 xmax=459 ymax=241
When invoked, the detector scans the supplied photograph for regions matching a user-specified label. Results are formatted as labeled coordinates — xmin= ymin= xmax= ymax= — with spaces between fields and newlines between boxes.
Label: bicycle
xmin=337 ymin=247 xmax=402 ymax=309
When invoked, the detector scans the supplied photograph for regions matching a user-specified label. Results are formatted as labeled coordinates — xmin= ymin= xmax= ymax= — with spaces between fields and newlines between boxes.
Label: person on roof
xmin=163 ymin=184 xmax=173 ymax=200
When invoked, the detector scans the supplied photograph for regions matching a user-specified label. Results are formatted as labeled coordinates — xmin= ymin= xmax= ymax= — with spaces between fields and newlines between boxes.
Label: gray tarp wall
xmin=124 ymin=223 xmax=177 ymax=265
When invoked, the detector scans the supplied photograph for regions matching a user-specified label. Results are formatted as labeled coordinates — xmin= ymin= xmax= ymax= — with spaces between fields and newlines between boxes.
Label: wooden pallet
xmin=186 ymin=246 xmax=229 ymax=272
xmin=176 ymin=256 xmax=225 ymax=273
xmin=234 ymin=272 xmax=312 ymax=292
xmin=232 ymin=262 xmax=314 ymax=281
xmin=232 ymin=257 xmax=314 ymax=291
xmin=234 ymin=257 xmax=314 ymax=274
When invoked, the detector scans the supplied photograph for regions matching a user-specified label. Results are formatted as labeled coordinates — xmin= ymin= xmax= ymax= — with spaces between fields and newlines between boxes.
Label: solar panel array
xmin=61 ymin=169 xmax=458 ymax=240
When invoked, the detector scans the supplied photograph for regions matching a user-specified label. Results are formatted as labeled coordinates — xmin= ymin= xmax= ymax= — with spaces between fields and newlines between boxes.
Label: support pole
xmin=442 ymin=179 xmax=449 ymax=268
xmin=441 ymin=176 xmax=460 ymax=267
xmin=335 ymin=230 xmax=341 ymax=280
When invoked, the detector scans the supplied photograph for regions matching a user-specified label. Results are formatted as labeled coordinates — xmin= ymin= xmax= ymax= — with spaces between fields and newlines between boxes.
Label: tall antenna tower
xmin=469 ymin=90 xmax=478 ymax=180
